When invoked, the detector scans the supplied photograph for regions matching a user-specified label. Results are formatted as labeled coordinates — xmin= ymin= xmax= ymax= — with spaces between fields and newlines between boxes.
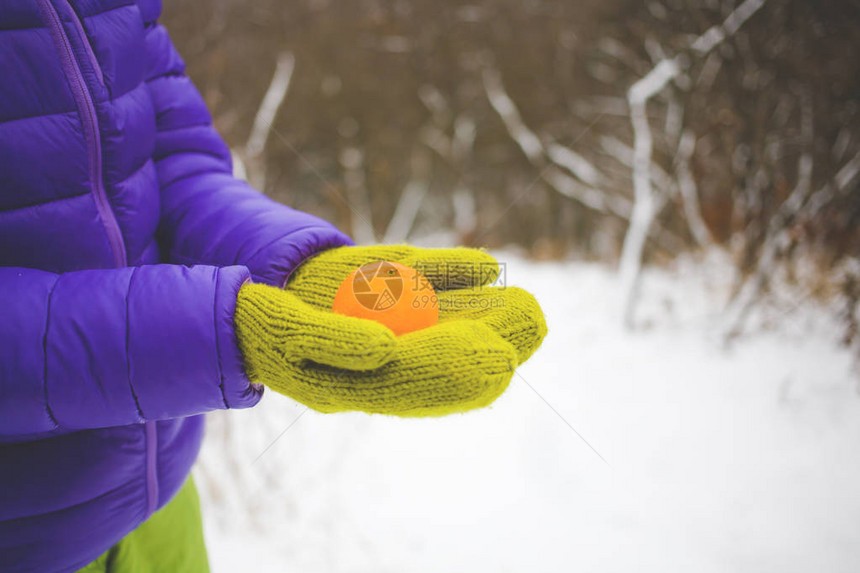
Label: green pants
xmin=77 ymin=478 xmax=210 ymax=573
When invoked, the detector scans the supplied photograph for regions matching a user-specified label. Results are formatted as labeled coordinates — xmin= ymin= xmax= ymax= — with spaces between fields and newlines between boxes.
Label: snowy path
xmin=196 ymin=255 xmax=860 ymax=573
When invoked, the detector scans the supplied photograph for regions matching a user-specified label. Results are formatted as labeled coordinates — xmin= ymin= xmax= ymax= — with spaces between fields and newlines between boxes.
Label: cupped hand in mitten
xmin=235 ymin=245 xmax=546 ymax=416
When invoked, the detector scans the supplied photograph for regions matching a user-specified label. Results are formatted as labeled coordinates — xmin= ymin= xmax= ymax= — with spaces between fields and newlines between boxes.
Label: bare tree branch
xmin=618 ymin=0 xmax=769 ymax=327
xmin=383 ymin=148 xmax=431 ymax=243
xmin=482 ymin=67 xmax=543 ymax=163
xmin=339 ymin=147 xmax=376 ymax=244
xmin=242 ymin=51 xmax=295 ymax=191
xmin=482 ymin=66 xmax=622 ymax=217
xmin=723 ymin=89 xmax=814 ymax=340
xmin=676 ymin=130 xmax=714 ymax=248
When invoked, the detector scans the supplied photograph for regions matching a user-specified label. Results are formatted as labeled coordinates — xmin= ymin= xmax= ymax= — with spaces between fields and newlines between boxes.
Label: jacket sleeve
xmin=143 ymin=18 xmax=353 ymax=287
xmin=0 ymin=264 xmax=262 ymax=437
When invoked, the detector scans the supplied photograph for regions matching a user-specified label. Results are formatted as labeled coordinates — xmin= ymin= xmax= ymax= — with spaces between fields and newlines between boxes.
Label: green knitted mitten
xmin=234 ymin=246 xmax=547 ymax=416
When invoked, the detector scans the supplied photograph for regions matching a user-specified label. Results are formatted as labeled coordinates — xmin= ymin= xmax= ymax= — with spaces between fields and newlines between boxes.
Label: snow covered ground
xmin=195 ymin=253 xmax=860 ymax=573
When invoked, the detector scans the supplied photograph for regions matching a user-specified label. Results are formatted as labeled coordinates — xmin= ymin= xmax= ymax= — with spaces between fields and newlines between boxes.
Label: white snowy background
xmin=195 ymin=251 xmax=860 ymax=573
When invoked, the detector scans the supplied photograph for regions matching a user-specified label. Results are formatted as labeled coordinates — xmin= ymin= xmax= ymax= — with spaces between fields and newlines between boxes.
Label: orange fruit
xmin=332 ymin=261 xmax=439 ymax=336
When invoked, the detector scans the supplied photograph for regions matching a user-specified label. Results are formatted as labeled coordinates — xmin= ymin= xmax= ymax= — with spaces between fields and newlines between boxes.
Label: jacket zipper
xmin=144 ymin=420 xmax=159 ymax=516
xmin=36 ymin=0 xmax=158 ymax=519
xmin=65 ymin=3 xmax=104 ymax=86
xmin=35 ymin=0 xmax=127 ymax=268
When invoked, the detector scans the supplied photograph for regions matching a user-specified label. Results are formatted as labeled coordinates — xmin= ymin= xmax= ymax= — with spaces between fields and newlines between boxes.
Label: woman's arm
xmin=144 ymin=19 xmax=352 ymax=287
xmin=0 ymin=264 xmax=261 ymax=436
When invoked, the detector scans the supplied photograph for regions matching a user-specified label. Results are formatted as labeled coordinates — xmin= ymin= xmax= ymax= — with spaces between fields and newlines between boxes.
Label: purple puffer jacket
xmin=0 ymin=1 xmax=352 ymax=571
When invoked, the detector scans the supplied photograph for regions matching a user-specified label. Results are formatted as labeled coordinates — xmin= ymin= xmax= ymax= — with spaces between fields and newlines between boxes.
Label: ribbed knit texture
xmin=235 ymin=246 xmax=547 ymax=416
